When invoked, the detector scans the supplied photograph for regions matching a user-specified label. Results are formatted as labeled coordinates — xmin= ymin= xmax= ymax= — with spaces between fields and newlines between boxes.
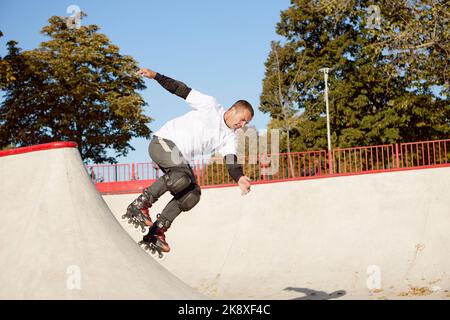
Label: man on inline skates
xmin=123 ymin=67 xmax=253 ymax=256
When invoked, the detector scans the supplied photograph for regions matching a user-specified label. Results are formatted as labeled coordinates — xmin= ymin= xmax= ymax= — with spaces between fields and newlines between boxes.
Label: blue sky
xmin=0 ymin=0 xmax=291 ymax=163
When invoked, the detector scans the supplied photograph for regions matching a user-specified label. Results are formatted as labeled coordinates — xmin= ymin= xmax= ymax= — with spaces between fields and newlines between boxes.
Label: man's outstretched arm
xmin=224 ymin=154 xmax=251 ymax=196
xmin=137 ymin=68 xmax=192 ymax=99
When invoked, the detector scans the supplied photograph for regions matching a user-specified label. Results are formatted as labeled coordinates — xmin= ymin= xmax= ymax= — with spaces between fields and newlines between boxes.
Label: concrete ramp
xmin=0 ymin=143 xmax=202 ymax=299
xmin=105 ymin=167 xmax=450 ymax=299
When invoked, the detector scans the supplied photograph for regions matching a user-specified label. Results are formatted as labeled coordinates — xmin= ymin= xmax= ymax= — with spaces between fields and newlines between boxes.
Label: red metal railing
xmin=332 ymin=144 xmax=398 ymax=174
xmin=399 ymin=139 xmax=449 ymax=168
xmin=330 ymin=139 xmax=450 ymax=175
xmin=85 ymin=139 xmax=450 ymax=189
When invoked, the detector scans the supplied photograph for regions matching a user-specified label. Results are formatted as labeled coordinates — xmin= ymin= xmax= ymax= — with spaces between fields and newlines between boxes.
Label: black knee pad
xmin=177 ymin=186 xmax=201 ymax=212
xmin=163 ymin=170 xmax=191 ymax=194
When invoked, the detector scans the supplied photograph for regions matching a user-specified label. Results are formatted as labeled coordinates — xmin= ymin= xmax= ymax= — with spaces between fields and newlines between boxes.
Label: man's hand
xmin=137 ymin=68 xmax=157 ymax=79
xmin=238 ymin=176 xmax=251 ymax=196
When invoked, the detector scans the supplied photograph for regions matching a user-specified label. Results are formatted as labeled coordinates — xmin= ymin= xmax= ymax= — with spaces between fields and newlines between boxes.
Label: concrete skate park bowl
xmin=104 ymin=156 xmax=450 ymax=300
xmin=1 ymin=142 xmax=450 ymax=300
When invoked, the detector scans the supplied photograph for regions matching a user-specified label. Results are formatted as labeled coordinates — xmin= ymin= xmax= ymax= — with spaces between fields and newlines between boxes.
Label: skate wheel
xmin=141 ymin=227 xmax=146 ymax=233
xmin=121 ymin=214 xmax=127 ymax=219
xmin=158 ymin=253 xmax=164 ymax=259
xmin=138 ymin=241 xmax=150 ymax=252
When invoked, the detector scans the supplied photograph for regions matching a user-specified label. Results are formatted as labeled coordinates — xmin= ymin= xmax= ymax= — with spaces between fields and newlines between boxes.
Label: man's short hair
xmin=230 ymin=100 xmax=254 ymax=117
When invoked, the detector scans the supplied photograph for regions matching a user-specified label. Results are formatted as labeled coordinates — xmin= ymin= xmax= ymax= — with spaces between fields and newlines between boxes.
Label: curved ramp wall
xmin=0 ymin=143 xmax=202 ymax=299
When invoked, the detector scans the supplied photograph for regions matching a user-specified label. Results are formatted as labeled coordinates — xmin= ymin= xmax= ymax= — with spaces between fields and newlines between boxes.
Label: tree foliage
xmin=260 ymin=0 xmax=449 ymax=153
xmin=0 ymin=15 xmax=151 ymax=163
xmin=0 ymin=31 xmax=15 ymax=88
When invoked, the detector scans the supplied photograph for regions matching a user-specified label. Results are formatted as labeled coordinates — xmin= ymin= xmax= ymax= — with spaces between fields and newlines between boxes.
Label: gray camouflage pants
xmin=141 ymin=135 xmax=201 ymax=227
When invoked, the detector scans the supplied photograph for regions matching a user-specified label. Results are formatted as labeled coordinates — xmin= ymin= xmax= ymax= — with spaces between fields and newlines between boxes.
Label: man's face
xmin=230 ymin=108 xmax=253 ymax=129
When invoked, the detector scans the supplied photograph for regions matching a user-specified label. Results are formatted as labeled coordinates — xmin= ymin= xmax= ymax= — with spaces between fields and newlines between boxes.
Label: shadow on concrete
xmin=284 ymin=287 xmax=347 ymax=300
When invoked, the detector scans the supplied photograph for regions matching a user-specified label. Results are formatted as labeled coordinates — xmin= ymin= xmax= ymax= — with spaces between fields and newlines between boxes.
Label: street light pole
xmin=319 ymin=67 xmax=333 ymax=174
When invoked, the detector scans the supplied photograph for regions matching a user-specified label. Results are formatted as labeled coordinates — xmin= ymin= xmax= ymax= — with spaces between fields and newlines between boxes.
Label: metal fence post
xmin=395 ymin=144 xmax=400 ymax=169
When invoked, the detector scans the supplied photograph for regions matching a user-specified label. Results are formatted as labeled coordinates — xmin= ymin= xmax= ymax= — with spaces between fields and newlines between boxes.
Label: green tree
xmin=0 ymin=31 xmax=16 ymax=88
xmin=260 ymin=0 xmax=449 ymax=153
xmin=373 ymin=0 xmax=449 ymax=94
xmin=0 ymin=15 xmax=151 ymax=163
